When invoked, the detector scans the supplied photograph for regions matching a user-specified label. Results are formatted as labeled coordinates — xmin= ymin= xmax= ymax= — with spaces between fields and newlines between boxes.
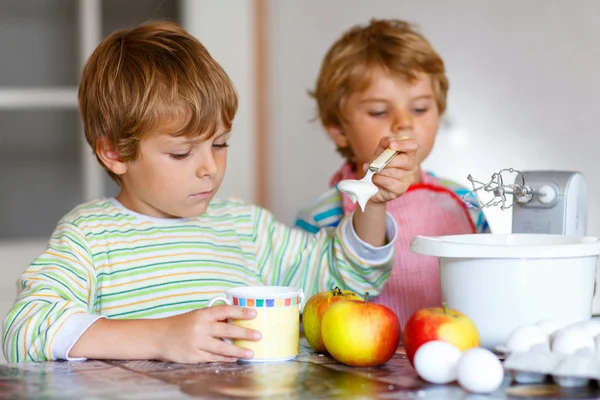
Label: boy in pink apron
xmin=295 ymin=19 xmax=490 ymax=327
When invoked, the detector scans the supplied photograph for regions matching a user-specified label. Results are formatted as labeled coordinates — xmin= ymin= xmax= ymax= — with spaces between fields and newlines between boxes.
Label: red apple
xmin=321 ymin=293 xmax=401 ymax=367
xmin=403 ymin=304 xmax=480 ymax=365
xmin=302 ymin=287 xmax=363 ymax=352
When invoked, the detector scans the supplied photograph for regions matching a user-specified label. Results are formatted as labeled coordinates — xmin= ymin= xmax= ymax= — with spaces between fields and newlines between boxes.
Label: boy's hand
xmin=157 ymin=305 xmax=261 ymax=364
xmin=366 ymin=136 xmax=419 ymax=204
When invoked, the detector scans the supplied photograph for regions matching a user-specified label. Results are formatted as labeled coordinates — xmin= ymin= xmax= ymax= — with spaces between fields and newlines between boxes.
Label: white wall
xmin=181 ymin=0 xmax=257 ymax=204
xmin=267 ymin=0 xmax=600 ymax=310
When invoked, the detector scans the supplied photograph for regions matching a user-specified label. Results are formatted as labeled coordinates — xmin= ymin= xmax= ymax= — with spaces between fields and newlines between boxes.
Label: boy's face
xmin=327 ymin=70 xmax=440 ymax=178
xmin=116 ymin=121 xmax=230 ymax=219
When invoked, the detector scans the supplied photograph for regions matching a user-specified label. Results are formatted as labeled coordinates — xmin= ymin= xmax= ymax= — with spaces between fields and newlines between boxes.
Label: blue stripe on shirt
xmin=481 ymin=219 xmax=490 ymax=233
xmin=295 ymin=219 xmax=320 ymax=234
xmin=314 ymin=207 xmax=344 ymax=222
xmin=453 ymin=188 xmax=469 ymax=196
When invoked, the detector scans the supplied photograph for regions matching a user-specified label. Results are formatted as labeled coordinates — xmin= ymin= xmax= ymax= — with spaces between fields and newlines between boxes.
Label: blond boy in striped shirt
xmin=2 ymin=21 xmax=420 ymax=364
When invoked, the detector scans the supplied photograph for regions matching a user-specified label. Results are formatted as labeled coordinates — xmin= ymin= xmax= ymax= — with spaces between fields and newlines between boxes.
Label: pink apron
xmin=330 ymin=163 xmax=476 ymax=327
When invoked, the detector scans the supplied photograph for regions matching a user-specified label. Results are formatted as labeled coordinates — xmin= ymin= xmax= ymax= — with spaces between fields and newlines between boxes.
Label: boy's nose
xmin=195 ymin=153 xmax=218 ymax=178
xmin=391 ymin=110 xmax=414 ymax=133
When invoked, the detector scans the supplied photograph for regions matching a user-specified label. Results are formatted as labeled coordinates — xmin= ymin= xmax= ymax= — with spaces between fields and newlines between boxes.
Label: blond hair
xmin=311 ymin=19 xmax=448 ymax=159
xmin=78 ymin=20 xmax=238 ymax=184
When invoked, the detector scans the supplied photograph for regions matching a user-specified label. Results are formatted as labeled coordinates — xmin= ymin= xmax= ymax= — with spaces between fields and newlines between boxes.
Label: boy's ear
xmin=96 ymin=138 xmax=128 ymax=176
xmin=325 ymin=124 xmax=349 ymax=149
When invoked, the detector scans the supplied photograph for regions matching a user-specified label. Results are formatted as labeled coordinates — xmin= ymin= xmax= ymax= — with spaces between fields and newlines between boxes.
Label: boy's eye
xmin=368 ymin=111 xmax=387 ymax=117
xmin=169 ymin=151 xmax=191 ymax=160
xmin=413 ymin=107 xmax=429 ymax=114
xmin=213 ymin=143 xmax=229 ymax=149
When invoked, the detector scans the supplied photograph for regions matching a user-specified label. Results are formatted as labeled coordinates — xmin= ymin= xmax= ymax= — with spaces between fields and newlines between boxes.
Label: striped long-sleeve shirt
xmin=2 ymin=197 xmax=396 ymax=363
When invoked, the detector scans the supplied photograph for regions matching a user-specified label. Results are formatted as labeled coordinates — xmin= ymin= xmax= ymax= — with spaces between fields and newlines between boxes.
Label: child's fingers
xmin=206 ymin=305 xmax=257 ymax=321
xmin=379 ymin=153 xmax=416 ymax=171
xmin=204 ymin=338 xmax=254 ymax=360
xmin=388 ymin=137 xmax=418 ymax=154
xmin=369 ymin=136 xmax=418 ymax=166
xmin=375 ymin=169 xmax=413 ymax=182
xmin=200 ymin=351 xmax=239 ymax=363
xmin=370 ymin=138 xmax=391 ymax=159
xmin=211 ymin=355 xmax=238 ymax=363
xmin=372 ymin=174 xmax=411 ymax=192
xmin=211 ymin=321 xmax=262 ymax=342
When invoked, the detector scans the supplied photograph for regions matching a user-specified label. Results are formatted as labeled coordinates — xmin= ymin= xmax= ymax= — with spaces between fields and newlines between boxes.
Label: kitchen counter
xmin=1 ymin=339 xmax=599 ymax=399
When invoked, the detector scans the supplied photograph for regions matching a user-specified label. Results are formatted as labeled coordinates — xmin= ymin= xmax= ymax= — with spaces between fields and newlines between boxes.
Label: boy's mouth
xmin=190 ymin=191 xmax=213 ymax=199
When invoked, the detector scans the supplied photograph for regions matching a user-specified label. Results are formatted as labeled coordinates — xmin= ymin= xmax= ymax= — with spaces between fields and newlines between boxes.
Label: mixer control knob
xmin=538 ymin=184 xmax=557 ymax=204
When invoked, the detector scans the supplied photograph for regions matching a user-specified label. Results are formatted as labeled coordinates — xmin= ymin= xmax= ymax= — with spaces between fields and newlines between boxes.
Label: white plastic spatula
xmin=337 ymin=147 xmax=399 ymax=211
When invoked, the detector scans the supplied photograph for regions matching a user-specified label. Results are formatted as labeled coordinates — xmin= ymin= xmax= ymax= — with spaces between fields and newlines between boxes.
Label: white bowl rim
xmin=410 ymin=233 xmax=600 ymax=259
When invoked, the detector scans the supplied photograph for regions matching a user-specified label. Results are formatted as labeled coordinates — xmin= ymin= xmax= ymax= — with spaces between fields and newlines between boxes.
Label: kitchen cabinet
xmin=0 ymin=0 xmax=180 ymax=363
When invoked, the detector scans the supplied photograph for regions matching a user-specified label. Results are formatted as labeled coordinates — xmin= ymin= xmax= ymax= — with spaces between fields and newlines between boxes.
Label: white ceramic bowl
xmin=410 ymin=234 xmax=600 ymax=349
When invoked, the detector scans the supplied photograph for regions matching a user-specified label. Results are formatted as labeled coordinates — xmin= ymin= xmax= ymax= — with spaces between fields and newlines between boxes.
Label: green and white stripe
xmin=2 ymin=197 xmax=393 ymax=362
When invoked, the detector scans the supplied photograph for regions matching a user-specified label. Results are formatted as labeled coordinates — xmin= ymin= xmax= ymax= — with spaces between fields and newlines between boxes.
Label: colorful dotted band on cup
xmin=232 ymin=296 xmax=302 ymax=307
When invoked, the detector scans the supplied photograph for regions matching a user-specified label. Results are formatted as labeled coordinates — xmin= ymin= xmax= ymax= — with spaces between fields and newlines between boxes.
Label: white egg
xmin=567 ymin=321 xmax=600 ymax=338
xmin=536 ymin=319 xmax=561 ymax=337
xmin=505 ymin=324 xmax=548 ymax=353
xmin=551 ymin=328 xmax=595 ymax=355
xmin=413 ymin=340 xmax=462 ymax=384
xmin=457 ymin=348 xmax=504 ymax=394
xmin=530 ymin=341 xmax=551 ymax=353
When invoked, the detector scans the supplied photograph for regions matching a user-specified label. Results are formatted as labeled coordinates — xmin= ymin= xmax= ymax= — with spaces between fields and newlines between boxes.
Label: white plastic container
xmin=410 ymin=234 xmax=600 ymax=349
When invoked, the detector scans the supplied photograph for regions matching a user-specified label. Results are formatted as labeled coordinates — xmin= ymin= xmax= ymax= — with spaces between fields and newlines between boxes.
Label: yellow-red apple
xmin=321 ymin=294 xmax=401 ymax=367
xmin=302 ymin=287 xmax=362 ymax=352
xmin=403 ymin=304 xmax=480 ymax=366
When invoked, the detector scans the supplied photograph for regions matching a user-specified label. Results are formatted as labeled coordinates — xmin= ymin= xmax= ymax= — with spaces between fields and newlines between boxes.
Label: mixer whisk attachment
xmin=463 ymin=168 xmax=536 ymax=210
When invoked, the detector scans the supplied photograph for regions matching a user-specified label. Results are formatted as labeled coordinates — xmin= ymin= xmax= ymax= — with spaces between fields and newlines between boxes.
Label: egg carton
xmin=498 ymin=319 xmax=600 ymax=388
xmin=503 ymin=348 xmax=600 ymax=387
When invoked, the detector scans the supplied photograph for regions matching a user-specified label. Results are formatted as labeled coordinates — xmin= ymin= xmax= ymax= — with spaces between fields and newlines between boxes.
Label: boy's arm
xmin=2 ymin=221 xmax=260 ymax=363
xmin=352 ymin=203 xmax=388 ymax=247
xmin=254 ymin=205 xmax=396 ymax=299
xmin=2 ymin=222 xmax=101 ymax=362
xmin=68 ymin=305 xmax=258 ymax=363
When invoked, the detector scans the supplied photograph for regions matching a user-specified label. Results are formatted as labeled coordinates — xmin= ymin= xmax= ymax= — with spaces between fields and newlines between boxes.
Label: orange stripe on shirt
xmin=42 ymin=251 xmax=81 ymax=268
xmin=102 ymin=270 xmax=245 ymax=290
xmin=95 ymin=251 xmax=244 ymax=270
xmin=22 ymin=316 xmax=34 ymax=360
xmin=101 ymin=290 xmax=221 ymax=311
xmin=55 ymin=225 xmax=94 ymax=266
xmin=83 ymin=220 xmax=153 ymax=230
xmin=30 ymin=293 xmax=63 ymax=299
xmin=89 ymin=234 xmax=239 ymax=249
xmin=24 ymin=270 xmax=86 ymax=292
xmin=5 ymin=303 xmax=39 ymax=359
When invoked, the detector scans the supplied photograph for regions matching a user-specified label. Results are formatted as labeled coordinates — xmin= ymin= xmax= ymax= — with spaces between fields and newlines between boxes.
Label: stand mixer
xmin=463 ymin=169 xmax=588 ymax=235
xmin=408 ymin=168 xmax=598 ymax=348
